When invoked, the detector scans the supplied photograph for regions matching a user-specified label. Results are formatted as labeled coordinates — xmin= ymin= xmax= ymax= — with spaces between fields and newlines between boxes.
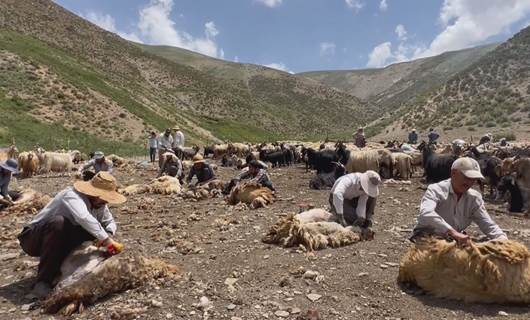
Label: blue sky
xmin=54 ymin=0 xmax=530 ymax=73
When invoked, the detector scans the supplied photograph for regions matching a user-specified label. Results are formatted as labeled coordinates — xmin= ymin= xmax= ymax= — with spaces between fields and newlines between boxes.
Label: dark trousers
xmin=329 ymin=194 xmax=376 ymax=228
xmin=149 ymin=147 xmax=157 ymax=163
xmin=17 ymin=216 xmax=94 ymax=285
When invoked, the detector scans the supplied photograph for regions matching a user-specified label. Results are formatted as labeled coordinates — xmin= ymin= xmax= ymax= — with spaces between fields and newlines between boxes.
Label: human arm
xmin=78 ymin=159 xmax=94 ymax=173
xmin=99 ymin=206 xmax=117 ymax=235
xmin=332 ymin=178 xmax=350 ymax=226
xmin=63 ymin=194 xmax=110 ymax=240
xmin=472 ymin=197 xmax=508 ymax=240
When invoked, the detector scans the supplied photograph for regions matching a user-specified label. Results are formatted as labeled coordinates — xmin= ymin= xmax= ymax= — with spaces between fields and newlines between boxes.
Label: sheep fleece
xmin=398 ymin=238 xmax=530 ymax=304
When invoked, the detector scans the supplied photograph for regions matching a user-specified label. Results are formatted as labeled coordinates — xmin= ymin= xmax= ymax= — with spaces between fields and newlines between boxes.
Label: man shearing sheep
xmin=411 ymin=157 xmax=507 ymax=246
xmin=329 ymin=170 xmax=381 ymax=239
xmin=17 ymin=172 xmax=126 ymax=298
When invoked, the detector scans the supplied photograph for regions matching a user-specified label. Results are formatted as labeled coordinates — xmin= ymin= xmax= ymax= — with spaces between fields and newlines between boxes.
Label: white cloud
xmin=366 ymin=42 xmax=393 ymax=68
xmin=234 ymin=56 xmax=239 ymax=63
xmin=263 ymin=62 xmax=292 ymax=73
xmin=379 ymin=0 xmax=388 ymax=12
xmin=256 ymin=0 xmax=283 ymax=8
xmin=395 ymin=24 xmax=407 ymax=41
xmin=345 ymin=0 xmax=364 ymax=13
xmin=137 ymin=0 xmax=223 ymax=58
xmin=416 ymin=0 xmax=530 ymax=58
xmin=82 ymin=11 xmax=142 ymax=43
xmin=319 ymin=42 xmax=336 ymax=57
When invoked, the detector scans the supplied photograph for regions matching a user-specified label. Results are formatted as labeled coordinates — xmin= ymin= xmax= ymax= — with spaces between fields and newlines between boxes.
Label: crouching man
xmin=329 ymin=170 xmax=381 ymax=239
xmin=223 ymin=160 xmax=274 ymax=195
xmin=411 ymin=157 xmax=507 ymax=246
xmin=17 ymin=172 xmax=126 ymax=298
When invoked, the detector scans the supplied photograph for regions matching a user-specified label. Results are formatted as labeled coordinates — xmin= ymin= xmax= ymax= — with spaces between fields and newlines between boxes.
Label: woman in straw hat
xmin=17 ymin=172 xmax=126 ymax=298
xmin=186 ymin=154 xmax=216 ymax=186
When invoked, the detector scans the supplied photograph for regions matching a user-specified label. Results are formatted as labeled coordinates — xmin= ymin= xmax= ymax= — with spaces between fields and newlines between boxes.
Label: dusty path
xmin=0 ymin=162 xmax=529 ymax=319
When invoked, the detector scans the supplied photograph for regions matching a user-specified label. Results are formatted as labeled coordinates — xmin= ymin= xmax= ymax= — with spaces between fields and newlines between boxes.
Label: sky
xmin=54 ymin=0 xmax=530 ymax=73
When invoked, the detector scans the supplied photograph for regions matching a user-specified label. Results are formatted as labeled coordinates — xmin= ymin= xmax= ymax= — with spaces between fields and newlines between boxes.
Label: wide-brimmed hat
xmin=172 ymin=126 xmax=180 ymax=131
xmin=73 ymin=172 xmax=126 ymax=204
xmin=451 ymin=157 xmax=484 ymax=180
xmin=192 ymin=154 xmax=205 ymax=164
xmin=93 ymin=151 xmax=104 ymax=160
xmin=360 ymin=170 xmax=381 ymax=198
xmin=0 ymin=158 xmax=19 ymax=174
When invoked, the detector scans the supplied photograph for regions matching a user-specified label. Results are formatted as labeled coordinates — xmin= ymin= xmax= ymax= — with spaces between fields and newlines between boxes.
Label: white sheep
xmin=35 ymin=148 xmax=73 ymax=174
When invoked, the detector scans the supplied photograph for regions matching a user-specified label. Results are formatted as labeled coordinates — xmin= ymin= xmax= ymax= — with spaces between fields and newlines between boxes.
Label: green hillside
xmin=0 ymin=0 xmax=368 ymax=154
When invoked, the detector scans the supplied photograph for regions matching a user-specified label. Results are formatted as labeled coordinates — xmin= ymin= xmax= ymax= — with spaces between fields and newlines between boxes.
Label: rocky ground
xmin=1 ymin=161 xmax=529 ymax=320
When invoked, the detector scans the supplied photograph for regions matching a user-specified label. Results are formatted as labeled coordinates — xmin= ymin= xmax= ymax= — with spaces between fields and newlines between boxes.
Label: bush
xmin=493 ymin=132 xmax=516 ymax=141
xmin=468 ymin=127 xmax=476 ymax=131
xmin=485 ymin=122 xmax=496 ymax=128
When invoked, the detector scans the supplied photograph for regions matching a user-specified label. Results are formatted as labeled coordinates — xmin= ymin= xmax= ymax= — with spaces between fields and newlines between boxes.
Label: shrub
xmin=493 ymin=132 xmax=516 ymax=141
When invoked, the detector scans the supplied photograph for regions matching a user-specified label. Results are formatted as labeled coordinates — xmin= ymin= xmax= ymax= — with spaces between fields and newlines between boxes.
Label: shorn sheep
xmin=226 ymin=181 xmax=274 ymax=209
xmin=120 ymin=176 xmax=181 ymax=195
xmin=392 ymin=152 xmax=413 ymax=180
xmin=43 ymin=242 xmax=180 ymax=315
xmin=398 ymin=237 xmax=530 ymax=304
xmin=1 ymin=189 xmax=50 ymax=215
xmin=262 ymin=209 xmax=362 ymax=251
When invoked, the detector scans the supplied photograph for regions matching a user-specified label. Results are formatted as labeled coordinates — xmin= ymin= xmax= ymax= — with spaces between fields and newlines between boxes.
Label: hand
xmin=360 ymin=228 xmax=375 ymax=241
xmin=448 ymin=229 xmax=471 ymax=247
xmin=98 ymin=237 xmax=124 ymax=255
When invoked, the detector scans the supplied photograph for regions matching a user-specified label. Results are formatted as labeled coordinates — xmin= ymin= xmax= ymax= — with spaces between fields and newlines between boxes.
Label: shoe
xmin=31 ymin=282 xmax=51 ymax=299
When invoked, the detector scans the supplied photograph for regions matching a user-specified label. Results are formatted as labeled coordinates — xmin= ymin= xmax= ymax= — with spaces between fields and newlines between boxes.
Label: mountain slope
xmin=0 ymin=0 xmax=368 ymax=154
xmin=299 ymin=44 xmax=497 ymax=110
xmin=370 ymin=26 xmax=530 ymax=141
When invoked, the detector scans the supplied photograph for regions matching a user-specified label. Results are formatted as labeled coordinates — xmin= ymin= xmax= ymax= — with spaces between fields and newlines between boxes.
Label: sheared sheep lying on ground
xmin=398 ymin=237 xmax=530 ymax=304
xmin=43 ymin=242 xmax=180 ymax=315
xmin=262 ymin=209 xmax=362 ymax=250
xmin=181 ymin=179 xmax=224 ymax=200
xmin=226 ymin=181 xmax=274 ymax=209
xmin=120 ymin=176 xmax=181 ymax=195
xmin=1 ymin=189 xmax=50 ymax=215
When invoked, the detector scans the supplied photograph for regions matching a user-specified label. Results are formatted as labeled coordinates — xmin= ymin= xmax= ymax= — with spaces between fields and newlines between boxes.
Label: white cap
xmin=451 ymin=157 xmax=484 ymax=179
xmin=360 ymin=170 xmax=381 ymax=198
xmin=93 ymin=151 xmax=104 ymax=160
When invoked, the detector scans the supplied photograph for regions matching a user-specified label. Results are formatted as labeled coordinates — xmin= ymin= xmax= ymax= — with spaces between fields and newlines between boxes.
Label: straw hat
xmin=192 ymin=154 xmax=205 ymax=164
xmin=360 ymin=170 xmax=381 ymax=198
xmin=172 ymin=126 xmax=180 ymax=131
xmin=73 ymin=172 xmax=126 ymax=204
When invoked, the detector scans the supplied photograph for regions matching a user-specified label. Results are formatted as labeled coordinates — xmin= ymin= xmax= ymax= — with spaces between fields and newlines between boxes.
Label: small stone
xmin=303 ymin=270 xmax=319 ymax=280
xmin=226 ymin=304 xmax=237 ymax=310
xmin=20 ymin=303 xmax=35 ymax=311
xmin=225 ymin=278 xmax=238 ymax=286
xmin=306 ymin=293 xmax=322 ymax=302
xmin=380 ymin=264 xmax=389 ymax=269
xmin=263 ymin=255 xmax=270 ymax=259
xmin=291 ymin=307 xmax=301 ymax=314
xmin=165 ymin=313 xmax=174 ymax=319
xmin=151 ymin=299 xmax=163 ymax=308
xmin=498 ymin=311 xmax=509 ymax=316
xmin=198 ymin=296 xmax=211 ymax=310
xmin=275 ymin=310 xmax=290 ymax=317
xmin=357 ymin=272 xmax=369 ymax=277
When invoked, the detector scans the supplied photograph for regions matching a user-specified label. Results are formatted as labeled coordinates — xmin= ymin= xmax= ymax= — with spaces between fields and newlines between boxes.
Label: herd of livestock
xmin=2 ymin=138 xmax=530 ymax=214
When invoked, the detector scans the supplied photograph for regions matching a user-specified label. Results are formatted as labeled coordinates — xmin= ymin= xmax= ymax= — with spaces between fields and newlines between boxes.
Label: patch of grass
xmin=0 ymin=92 xmax=143 ymax=155
xmin=201 ymin=117 xmax=281 ymax=143
xmin=493 ymin=132 xmax=516 ymax=141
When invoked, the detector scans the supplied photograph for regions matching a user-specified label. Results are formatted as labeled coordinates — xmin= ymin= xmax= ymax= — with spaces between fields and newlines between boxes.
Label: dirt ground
xmin=1 ymin=161 xmax=529 ymax=320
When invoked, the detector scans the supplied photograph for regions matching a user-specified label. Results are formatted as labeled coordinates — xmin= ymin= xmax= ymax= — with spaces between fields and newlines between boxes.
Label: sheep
xmin=106 ymin=154 xmax=129 ymax=168
xmin=17 ymin=151 xmax=39 ymax=178
xmin=345 ymin=150 xmax=379 ymax=174
xmin=181 ymin=179 xmax=224 ymax=201
xmin=69 ymin=150 xmax=82 ymax=164
xmin=418 ymin=141 xmax=457 ymax=183
xmin=43 ymin=242 xmax=180 ymax=315
xmin=398 ymin=237 xmax=530 ymax=304
xmin=227 ymin=181 xmax=274 ymax=209
xmin=213 ymin=144 xmax=229 ymax=159
xmin=121 ymin=176 xmax=181 ymax=195
xmin=227 ymin=142 xmax=250 ymax=157
xmin=497 ymin=175 xmax=524 ymax=213
xmin=262 ymin=209 xmax=361 ymax=251
xmin=392 ymin=153 xmax=413 ymax=180
xmin=35 ymin=148 xmax=73 ymax=174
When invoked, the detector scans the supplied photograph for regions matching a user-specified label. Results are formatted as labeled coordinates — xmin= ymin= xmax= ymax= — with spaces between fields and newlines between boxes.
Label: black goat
xmin=418 ymin=141 xmax=457 ymax=183
xmin=497 ymin=175 xmax=524 ymax=213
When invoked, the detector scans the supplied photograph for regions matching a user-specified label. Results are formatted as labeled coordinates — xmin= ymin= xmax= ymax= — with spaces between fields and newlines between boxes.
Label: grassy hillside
xmin=300 ymin=44 xmax=497 ymax=110
xmin=369 ymin=26 xmax=530 ymax=141
xmin=0 ymin=0 xmax=369 ymax=154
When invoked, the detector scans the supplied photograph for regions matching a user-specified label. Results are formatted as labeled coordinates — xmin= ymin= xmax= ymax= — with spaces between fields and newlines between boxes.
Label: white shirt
xmin=29 ymin=187 xmax=117 ymax=240
xmin=416 ymin=179 xmax=507 ymax=240
xmin=331 ymin=173 xmax=369 ymax=219
xmin=173 ymin=131 xmax=185 ymax=148
xmin=158 ymin=134 xmax=174 ymax=150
